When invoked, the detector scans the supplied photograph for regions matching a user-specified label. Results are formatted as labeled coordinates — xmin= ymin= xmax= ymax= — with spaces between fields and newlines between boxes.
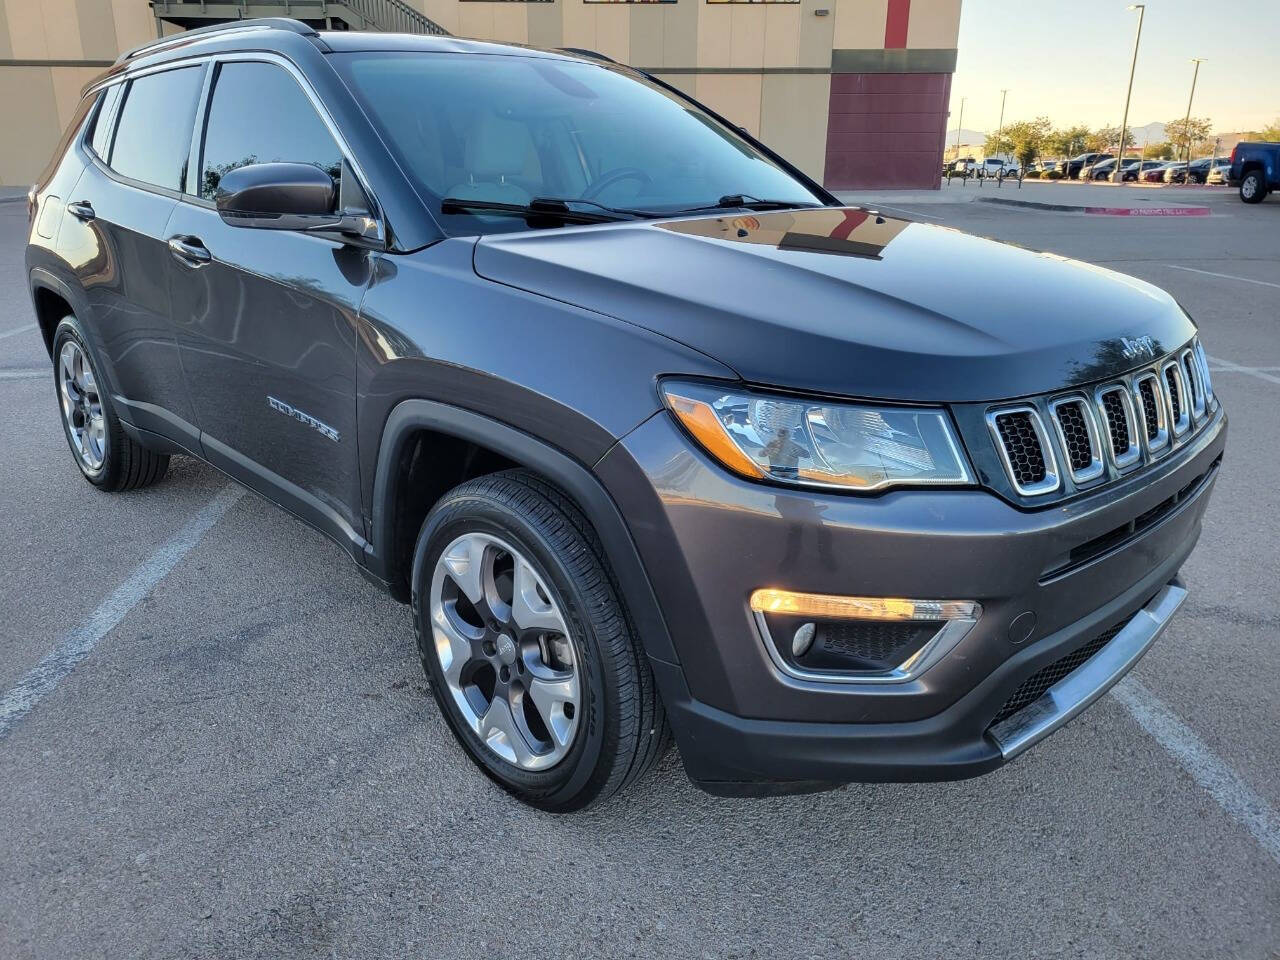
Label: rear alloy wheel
xmin=52 ymin=316 xmax=169 ymax=490
xmin=1240 ymin=170 xmax=1267 ymax=204
xmin=412 ymin=470 xmax=669 ymax=811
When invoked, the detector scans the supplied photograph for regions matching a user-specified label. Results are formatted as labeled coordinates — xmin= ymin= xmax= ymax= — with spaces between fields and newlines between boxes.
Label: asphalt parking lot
xmin=1 ymin=186 xmax=1277 ymax=959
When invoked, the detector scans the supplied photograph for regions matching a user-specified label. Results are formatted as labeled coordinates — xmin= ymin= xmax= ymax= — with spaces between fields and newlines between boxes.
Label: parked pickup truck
xmin=1229 ymin=142 xmax=1280 ymax=203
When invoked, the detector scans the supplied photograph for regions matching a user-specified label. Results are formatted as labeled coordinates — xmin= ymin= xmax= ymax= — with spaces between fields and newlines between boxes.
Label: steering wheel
xmin=582 ymin=167 xmax=652 ymax=201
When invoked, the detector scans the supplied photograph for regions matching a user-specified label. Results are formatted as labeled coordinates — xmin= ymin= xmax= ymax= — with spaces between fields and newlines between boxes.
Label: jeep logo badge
xmin=1120 ymin=335 xmax=1156 ymax=360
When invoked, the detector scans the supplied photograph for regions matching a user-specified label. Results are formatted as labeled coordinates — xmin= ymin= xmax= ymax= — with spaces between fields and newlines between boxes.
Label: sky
xmin=948 ymin=0 xmax=1280 ymax=139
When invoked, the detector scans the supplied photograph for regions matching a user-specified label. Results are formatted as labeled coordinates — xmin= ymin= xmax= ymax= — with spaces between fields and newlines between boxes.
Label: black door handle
xmin=167 ymin=236 xmax=211 ymax=267
xmin=67 ymin=200 xmax=95 ymax=221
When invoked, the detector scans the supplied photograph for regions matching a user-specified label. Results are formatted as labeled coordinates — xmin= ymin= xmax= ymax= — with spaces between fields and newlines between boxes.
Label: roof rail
xmin=117 ymin=17 xmax=317 ymax=64
xmin=558 ymin=47 xmax=617 ymax=64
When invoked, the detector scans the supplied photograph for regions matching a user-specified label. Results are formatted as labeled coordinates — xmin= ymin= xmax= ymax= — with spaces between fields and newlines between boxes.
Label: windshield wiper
xmin=663 ymin=194 xmax=825 ymax=216
xmin=439 ymin=196 xmax=643 ymax=223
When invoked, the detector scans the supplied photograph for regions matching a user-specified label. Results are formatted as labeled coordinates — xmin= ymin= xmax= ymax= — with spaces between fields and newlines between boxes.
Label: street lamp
xmin=953 ymin=96 xmax=966 ymax=163
xmin=1112 ymin=4 xmax=1145 ymax=183
xmin=1181 ymin=58 xmax=1206 ymax=171
xmin=996 ymin=89 xmax=1008 ymax=166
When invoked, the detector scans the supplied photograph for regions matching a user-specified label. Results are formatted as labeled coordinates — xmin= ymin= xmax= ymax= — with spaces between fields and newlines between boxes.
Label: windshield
xmin=332 ymin=51 xmax=824 ymax=235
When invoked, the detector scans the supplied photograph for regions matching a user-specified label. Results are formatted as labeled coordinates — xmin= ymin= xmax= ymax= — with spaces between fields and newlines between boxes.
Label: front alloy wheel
xmin=412 ymin=470 xmax=669 ymax=811
xmin=429 ymin=532 xmax=581 ymax=770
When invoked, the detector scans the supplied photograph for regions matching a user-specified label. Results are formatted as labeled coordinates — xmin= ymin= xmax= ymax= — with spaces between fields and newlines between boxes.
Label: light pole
xmin=953 ymin=96 xmax=966 ymax=163
xmin=1112 ymin=4 xmax=1145 ymax=182
xmin=996 ymin=89 xmax=1008 ymax=164
xmin=1181 ymin=58 xmax=1206 ymax=171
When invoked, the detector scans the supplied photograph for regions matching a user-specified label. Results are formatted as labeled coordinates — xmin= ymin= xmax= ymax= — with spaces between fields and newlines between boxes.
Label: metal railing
xmin=344 ymin=0 xmax=448 ymax=35
xmin=150 ymin=0 xmax=448 ymax=37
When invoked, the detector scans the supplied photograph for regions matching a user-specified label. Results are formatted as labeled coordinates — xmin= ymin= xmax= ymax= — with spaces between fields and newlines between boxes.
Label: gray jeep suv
xmin=24 ymin=20 xmax=1226 ymax=810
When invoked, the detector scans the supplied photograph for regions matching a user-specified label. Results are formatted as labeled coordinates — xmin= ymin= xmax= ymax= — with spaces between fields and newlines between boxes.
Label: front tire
xmin=1239 ymin=169 xmax=1267 ymax=204
xmin=51 ymin=316 xmax=169 ymax=491
xmin=411 ymin=470 xmax=669 ymax=812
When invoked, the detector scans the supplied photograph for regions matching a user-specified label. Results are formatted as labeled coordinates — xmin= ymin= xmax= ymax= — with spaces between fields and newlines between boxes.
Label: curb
xmin=977 ymin=197 xmax=1211 ymax=216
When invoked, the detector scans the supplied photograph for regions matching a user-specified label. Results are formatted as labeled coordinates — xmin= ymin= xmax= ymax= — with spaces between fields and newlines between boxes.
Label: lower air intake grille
xmin=1138 ymin=378 xmax=1160 ymax=440
xmin=1055 ymin=403 xmax=1093 ymax=471
xmin=1100 ymin=390 xmax=1131 ymax=456
xmin=994 ymin=412 xmax=1047 ymax=487
xmin=991 ymin=622 xmax=1126 ymax=725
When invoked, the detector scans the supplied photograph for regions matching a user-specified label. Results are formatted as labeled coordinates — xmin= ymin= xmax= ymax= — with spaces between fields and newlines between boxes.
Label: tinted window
xmin=333 ymin=52 xmax=822 ymax=235
xmin=89 ymin=84 xmax=123 ymax=158
xmin=200 ymin=61 xmax=342 ymax=202
xmin=110 ymin=66 xmax=204 ymax=191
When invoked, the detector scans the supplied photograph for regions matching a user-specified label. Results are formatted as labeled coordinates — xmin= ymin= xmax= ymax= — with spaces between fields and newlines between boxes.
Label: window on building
xmin=108 ymin=66 xmax=204 ymax=192
xmin=199 ymin=61 xmax=344 ymax=203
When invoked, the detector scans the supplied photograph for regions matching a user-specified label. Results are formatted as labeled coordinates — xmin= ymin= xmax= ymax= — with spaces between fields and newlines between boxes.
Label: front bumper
xmin=595 ymin=405 xmax=1226 ymax=793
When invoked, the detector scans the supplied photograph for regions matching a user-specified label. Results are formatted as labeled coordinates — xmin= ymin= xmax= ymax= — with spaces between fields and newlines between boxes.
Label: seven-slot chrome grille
xmin=985 ymin=338 xmax=1216 ymax=499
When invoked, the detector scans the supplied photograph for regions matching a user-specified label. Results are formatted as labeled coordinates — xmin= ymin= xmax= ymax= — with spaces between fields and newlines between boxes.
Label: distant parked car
xmin=1205 ymin=163 xmax=1230 ymax=185
xmin=1143 ymin=162 xmax=1178 ymax=182
xmin=1078 ymin=154 xmax=1115 ymax=180
xmin=1035 ymin=159 xmax=1059 ymax=174
xmin=1229 ymin=141 xmax=1280 ymax=203
xmin=1125 ymin=160 xmax=1168 ymax=182
xmin=948 ymin=156 xmax=976 ymax=176
xmin=1064 ymin=152 xmax=1107 ymax=179
xmin=1089 ymin=158 xmax=1140 ymax=180
xmin=1164 ymin=157 xmax=1229 ymax=184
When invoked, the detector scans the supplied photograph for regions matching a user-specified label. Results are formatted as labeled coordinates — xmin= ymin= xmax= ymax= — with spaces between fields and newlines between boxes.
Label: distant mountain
xmin=1131 ymin=122 xmax=1167 ymax=146
xmin=943 ymin=128 xmax=987 ymax=149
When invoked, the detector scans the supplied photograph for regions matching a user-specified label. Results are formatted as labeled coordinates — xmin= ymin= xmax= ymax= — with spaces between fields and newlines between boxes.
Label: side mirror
xmin=214 ymin=161 xmax=382 ymax=244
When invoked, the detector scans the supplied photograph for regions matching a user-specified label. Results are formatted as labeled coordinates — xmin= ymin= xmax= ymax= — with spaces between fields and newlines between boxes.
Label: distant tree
xmin=1084 ymin=126 xmax=1134 ymax=154
xmin=1000 ymin=117 xmax=1053 ymax=168
xmin=1260 ymin=118 xmax=1280 ymax=141
xmin=1046 ymin=124 xmax=1091 ymax=159
xmin=1165 ymin=116 xmax=1213 ymax=159
xmin=1142 ymin=141 xmax=1174 ymax=159
xmin=983 ymin=130 xmax=1012 ymax=159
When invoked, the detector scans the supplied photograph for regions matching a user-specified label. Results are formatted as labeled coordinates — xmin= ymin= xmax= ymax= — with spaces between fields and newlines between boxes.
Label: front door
xmin=166 ymin=58 xmax=373 ymax=554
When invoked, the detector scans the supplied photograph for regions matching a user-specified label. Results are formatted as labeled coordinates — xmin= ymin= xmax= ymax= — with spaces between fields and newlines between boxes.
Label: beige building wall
xmin=1 ymin=0 xmax=961 ymax=188
xmin=0 ymin=0 xmax=156 ymax=184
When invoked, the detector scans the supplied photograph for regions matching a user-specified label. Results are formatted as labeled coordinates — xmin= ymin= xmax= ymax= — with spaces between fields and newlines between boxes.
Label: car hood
xmin=472 ymin=207 xmax=1196 ymax=403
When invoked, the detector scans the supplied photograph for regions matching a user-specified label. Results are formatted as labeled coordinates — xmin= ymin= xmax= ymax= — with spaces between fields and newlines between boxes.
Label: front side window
xmin=199 ymin=61 xmax=343 ymax=203
xmin=333 ymin=52 xmax=822 ymax=235
xmin=109 ymin=66 xmax=204 ymax=192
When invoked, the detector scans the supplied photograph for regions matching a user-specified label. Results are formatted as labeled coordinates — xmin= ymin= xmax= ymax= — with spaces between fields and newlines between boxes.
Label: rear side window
xmin=199 ymin=61 xmax=342 ymax=202
xmin=109 ymin=65 xmax=205 ymax=192
xmin=88 ymin=84 xmax=123 ymax=159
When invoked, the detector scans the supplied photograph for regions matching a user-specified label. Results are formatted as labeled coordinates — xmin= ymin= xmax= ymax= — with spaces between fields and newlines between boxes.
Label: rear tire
xmin=1239 ymin=169 xmax=1267 ymax=204
xmin=52 ymin=316 xmax=169 ymax=491
xmin=411 ymin=469 xmax=669 ymax=812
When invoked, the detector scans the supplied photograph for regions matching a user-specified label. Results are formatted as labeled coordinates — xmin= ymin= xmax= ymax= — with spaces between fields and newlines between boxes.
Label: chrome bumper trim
xmin=988 ymin=582 xmax=1187 ymax=760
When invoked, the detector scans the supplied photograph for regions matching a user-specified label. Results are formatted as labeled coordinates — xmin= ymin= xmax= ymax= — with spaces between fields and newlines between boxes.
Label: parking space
xmin=1 ymin=192 xmax=1278 ymax=958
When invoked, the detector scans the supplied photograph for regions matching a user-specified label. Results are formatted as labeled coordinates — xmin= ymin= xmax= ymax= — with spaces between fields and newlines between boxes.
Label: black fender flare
xmin=367 ymin=398 xmax=680 ymax=665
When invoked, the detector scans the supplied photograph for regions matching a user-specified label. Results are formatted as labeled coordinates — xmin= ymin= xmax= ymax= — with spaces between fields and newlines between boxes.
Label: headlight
xmin=662 ymin=381 xmax=974 ymax=492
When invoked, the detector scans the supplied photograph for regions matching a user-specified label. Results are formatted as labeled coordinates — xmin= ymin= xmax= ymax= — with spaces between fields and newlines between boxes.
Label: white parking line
xmin=0 ymin=485 xmax=244 ymax=741
xmin=0 ymin=368 xmax=47 ymax=382
xmin=1164 ymin=264 xmax=1280 ymax=289
xmin=1209 ymin=355 xmax=1280 ymax=386
xmin=0 ymin=322 xmax=37 ymax=341
xmin=866 ymin=204 xmax=945 ymax=221
xmin=1112 ymin=677 xmax=1280 ymax=867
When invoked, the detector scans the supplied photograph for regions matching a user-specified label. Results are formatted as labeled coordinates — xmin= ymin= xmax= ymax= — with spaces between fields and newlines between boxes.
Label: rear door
xmin=57 ymin=63 xmax=208 ymax=449
xmin=165 ymin=56 xmax=372 ymax=554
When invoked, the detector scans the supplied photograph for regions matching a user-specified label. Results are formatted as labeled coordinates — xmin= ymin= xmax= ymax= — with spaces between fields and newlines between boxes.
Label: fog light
xmin=750 ymin=589 xmax=981 ymax=684
xmin=749 ymin=589 xmax=977 ymax=622
xmin=791 ymin=622 xmax=817 ymax=657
